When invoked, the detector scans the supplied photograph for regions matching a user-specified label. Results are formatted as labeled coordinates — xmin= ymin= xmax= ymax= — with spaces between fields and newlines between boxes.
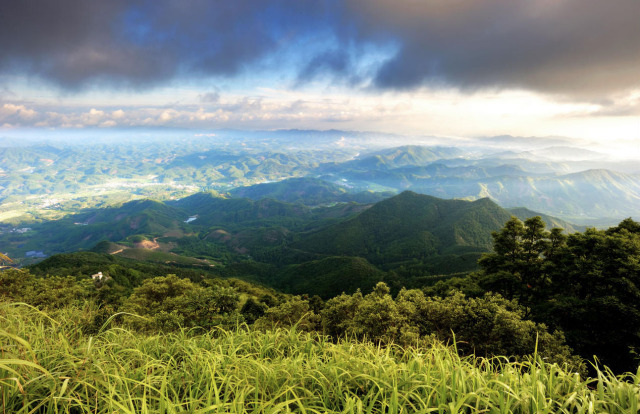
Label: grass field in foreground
xmin=1 ymin=302 xmax=639 ymax=413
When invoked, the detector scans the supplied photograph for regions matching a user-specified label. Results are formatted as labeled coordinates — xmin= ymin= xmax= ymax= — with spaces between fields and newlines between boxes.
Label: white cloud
xmin=0 ymin=86 xmax=638 ymax=143
xmin=159 ymin=109 xmax=177 ymax=122
xmin=0 ymin=103 xmax=38 ymax=120
xmin=100 ymin=120 xmax=117 ymax=127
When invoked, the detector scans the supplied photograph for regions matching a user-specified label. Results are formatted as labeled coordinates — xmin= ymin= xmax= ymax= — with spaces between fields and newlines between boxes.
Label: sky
xmin=0 ymin=0 xmax=638 ymax=147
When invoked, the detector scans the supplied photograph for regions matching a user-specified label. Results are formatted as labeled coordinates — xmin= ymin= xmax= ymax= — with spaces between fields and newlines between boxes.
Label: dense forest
xmin=2 ymin=215 xmax=640 ymax=412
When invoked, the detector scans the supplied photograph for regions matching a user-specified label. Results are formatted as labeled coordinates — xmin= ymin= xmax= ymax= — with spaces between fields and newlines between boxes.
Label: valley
xmin=1 ymin=131 xmax=639 ymax=380
xmin=2 ymin=3 xmax=639 ymax=411
xmin=3 ymin=133 xmax=638 ymax=228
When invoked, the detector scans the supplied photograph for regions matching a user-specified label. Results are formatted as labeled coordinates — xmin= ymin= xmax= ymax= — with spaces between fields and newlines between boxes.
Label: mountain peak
xmin=295 ymin=192 xmax=512 ymax=272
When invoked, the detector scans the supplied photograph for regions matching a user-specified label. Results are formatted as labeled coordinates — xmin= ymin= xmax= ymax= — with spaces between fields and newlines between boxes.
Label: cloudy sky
xmin=0 ymin=0 xmax=638 ymax=144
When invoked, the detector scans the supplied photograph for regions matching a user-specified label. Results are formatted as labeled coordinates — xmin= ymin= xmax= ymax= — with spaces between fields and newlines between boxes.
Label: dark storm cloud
xmin=0 ymin=0 xmax=638 ymax=99
xmin=0 ymin=1 xmax=169 ymax=88
xmin=345 ymin=0 xmax=640 ymax=98
xmin=297 ymin=49 xmax=350 ymax=82
xmin=0 ymin=0 xmax=342 ymax=89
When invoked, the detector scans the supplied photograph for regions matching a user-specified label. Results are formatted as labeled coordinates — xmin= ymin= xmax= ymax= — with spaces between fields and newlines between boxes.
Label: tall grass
xmin=1 ymin=302 xmax=639 ymax=413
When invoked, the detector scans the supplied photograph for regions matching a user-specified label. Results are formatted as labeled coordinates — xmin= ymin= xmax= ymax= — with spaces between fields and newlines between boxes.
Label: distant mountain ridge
xmin=310 ymin=145 xmax=640 ymax=224
xmin=322 ymin=145 xmax=465 ymax=173
xmin=294 ymin=191 xmax=510 ymax=272
xmin=3 ymin=139 xmax=639 ymax=227
xmin=228 ymin=177 xmax=394 ymax=206
xmin=507 ymin=208 xmax=584 ymax=233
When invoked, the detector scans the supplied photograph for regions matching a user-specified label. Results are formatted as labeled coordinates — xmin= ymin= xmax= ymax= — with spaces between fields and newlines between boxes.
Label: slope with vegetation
xmin=4 ymin=302 xmax=640 ymax=413
xmin=432 ymin=216 xmax=640 ymax=373
xmin=294 ymin=191 xmax=512 ymax=273
xmin=3 ymin=213 xmax=640 ymax=410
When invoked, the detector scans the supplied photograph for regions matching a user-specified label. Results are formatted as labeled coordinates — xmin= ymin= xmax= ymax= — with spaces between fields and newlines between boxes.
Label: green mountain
xmin=5 ymin=185 xmax=585 ymax=299
xmin=173 ymin=193 xmax=310 ymax=227
xmin=78 ymin=199 xmax=186 ymax=232
xmin=171 ymin=192 xmax=359 ymax=230
xmin=229 ymin=177 xmax=347 ymax=205
xmin=275 ymin=256 xmax=384 ymax=299
xmin=11 ymin=199 xmax=188 ymax=257
xmin=229 ymin=177 xmax=394 ymax=206
xmin=294 ymin=191 xmax=512 ymax=273
xmin=507 ymin=207 xmax=585 ymax=233
xmin=348 ymin=146 xmax=465 ymax=170
xmin=335 ymin=164 xmax=640 ymax=224
xmin=2 ymin=191 xmax=372 ymax=261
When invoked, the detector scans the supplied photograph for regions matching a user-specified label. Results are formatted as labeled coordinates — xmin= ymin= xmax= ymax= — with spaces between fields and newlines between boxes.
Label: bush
xmin=255 ymin=296 xmax=320 ymax=332
xmin=122 ymin=274 xmax=241 ymax=332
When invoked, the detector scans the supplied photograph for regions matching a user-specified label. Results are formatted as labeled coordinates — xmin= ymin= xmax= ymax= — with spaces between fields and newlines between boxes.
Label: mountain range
xmin=7 ymin=188 xmax=584 ymax=298
xmin=3 ymin=136 xmax=639 ymax=226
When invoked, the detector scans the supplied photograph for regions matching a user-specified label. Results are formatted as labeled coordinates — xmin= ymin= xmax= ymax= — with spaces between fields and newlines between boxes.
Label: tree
xmin=477 ymin=216 xmax=640 ymax=373
xmin=0 ymin=268 xmax=94 ymax=309
xmin=350 ymin=282 xmax=408 ymax=342
xmin=321 ymin=291 xmax=363 ymax=338
xmin=0 ymin=268 xmax=37 ymax=301
xmin=123 ymin=274 xmax=240 ymax=332
xmin=240 ymin=298 xmax=267 ymax=324
xmin=255 ymin=296 xmax=320 ymax=332
xmin=477 ymin=216 xmax=555 ymax=308
xmin=321 ymin=282 xmax=414 ymax=344
xmin=396 ymin=289 xmax=582 ymax=370
xmin=544 ymin=225 xmax=640 ymax=373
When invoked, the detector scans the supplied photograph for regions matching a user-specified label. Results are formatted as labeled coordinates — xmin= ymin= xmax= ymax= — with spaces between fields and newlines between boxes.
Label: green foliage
xmin=322 ymin=282 xmax=411 ymax=343
xmin=295 ymin=191 xmax=511 ymax=274
xmin=401 ymin=290 xmax=581 ymax=369
xmin=475 ymin=216 xmax=640 ymax=373
xmin=28 ymin=251 xmax=220 ymax=288
xmin=320 ymin=290 xmax=363 ymax=337
xmin=276 ymin=256 xmax=384 ymax=299
xmin=239 ymin=297 xmax=267 ymax=324
xmin=351 ymin=282 xmax=413 ymax=343
xmin=122 ymin=274 xmax=241 ymax=332
xmin=320 ymin=281 xmax=581 ymax=370
xmin=3 ymin=303 xmax=636 ymax=413
xmin=0 ymin=268 xmax=35 ymax=301
xmin=0 ymin=268 xmax=94 ymax=310
xmin=254 ymin=296 xmax=321 ymax=332
xmin=544 ymin=223 xmax=640 ymax=373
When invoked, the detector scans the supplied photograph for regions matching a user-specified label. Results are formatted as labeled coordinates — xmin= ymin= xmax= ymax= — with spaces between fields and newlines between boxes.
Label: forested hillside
xmin=0 ymin=215 xmax=640 ymax=413
xmin=3 ymin=147 xmax=640 ymax=410
xmin=3 ymin=207 xmax=640 ymax=411
xmin=2 ymin=190 xmax=578 ymax=294
xmin=295 ymin=192 xmax=513 ymax=274
xmin=4 ymin=212 xmax=640 ymax=373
